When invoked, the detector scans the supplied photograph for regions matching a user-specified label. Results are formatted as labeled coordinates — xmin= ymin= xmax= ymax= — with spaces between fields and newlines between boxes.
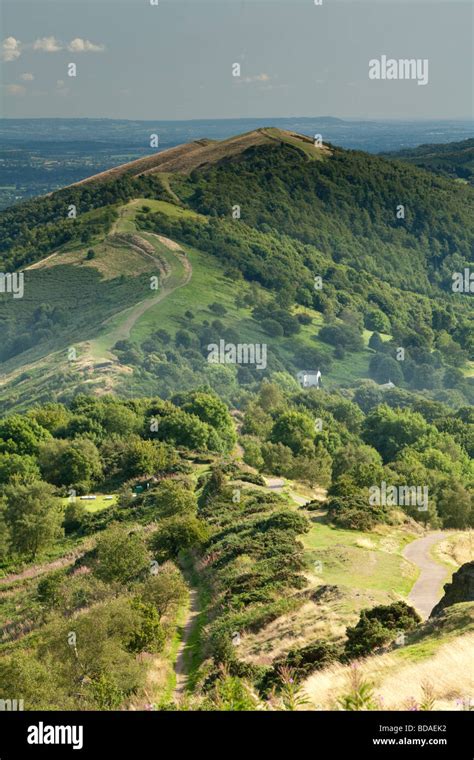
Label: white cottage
xmin=297 ymin=370 xmax=321 ymax=388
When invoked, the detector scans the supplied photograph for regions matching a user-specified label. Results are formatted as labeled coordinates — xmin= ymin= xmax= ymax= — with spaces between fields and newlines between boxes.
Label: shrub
xmin=344 ymin=601 xmax=421 ymax=659
xmin=326 ymin=493 xmax=386 ymax=530
xmin=261 ymin=318 xmax=284 ymax=337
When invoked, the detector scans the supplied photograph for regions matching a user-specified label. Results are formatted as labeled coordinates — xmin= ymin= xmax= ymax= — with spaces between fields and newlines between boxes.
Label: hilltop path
xmin=96 ymin=202 xmax=193 ymax=350
xmin=403 ymin=532 xmax=450 ymax=619
xmin=103 ymin=238 xmax=191 ymax=344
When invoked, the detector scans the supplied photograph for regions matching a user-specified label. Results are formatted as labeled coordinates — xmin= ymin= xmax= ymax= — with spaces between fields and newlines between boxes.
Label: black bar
xmin=0 ymin=710 xmax=472 ymax=758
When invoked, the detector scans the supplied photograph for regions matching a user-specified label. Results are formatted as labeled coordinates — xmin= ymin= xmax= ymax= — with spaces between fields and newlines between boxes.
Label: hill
xmin=0 ymin=128 xmax=472 ymax=412
xmin=384 ymin=138 xmax=474 ymax=186
xmin=68 ymin=128 xmax=331 ymax=188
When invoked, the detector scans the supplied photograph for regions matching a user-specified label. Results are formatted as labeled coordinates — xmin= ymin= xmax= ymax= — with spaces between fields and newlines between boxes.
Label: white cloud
xmin=67 ymin=38 xmax=105 ymax=53
xmin=2 ymin=37 xmax=21 ymax=62
xmin=33 ymin=36 xmax=63 ymax=52
xmin=5 ymin=84 xmax=26 ymax=96
xmin=20 ymin=72 xmax=34 ymax=81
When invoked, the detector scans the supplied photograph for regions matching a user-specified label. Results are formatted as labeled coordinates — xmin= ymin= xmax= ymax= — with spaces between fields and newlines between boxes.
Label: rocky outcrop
xmin=430 ymin=561 xmax=474 ymax=617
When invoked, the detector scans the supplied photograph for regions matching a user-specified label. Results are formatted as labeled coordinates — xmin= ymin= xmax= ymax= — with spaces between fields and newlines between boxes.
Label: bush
xmin=344 ymin=601 xmax=421 ymax=659
xmin=209 ymin=303 xmax=227 ymax=317
xmin=261 ymin=318 xmax=284 ymax=337
xmin=259 ymin=641 xmax=341 ymax=694
xmin=326 ymin=493 xmax=386 ymax=530
xmin=127 ymin=598 xmax=165 ymax=654
xmin=63 ymin=500 xmax=87 ymax=534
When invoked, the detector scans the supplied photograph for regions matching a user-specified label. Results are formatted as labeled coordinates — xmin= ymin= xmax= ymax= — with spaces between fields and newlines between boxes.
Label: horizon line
xmin=1 ymin=115 xmax=473 ymax=123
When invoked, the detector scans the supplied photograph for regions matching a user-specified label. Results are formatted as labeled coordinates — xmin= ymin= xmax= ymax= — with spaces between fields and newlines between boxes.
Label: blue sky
xmin=1 ymin=0 xmax=472 ymax=120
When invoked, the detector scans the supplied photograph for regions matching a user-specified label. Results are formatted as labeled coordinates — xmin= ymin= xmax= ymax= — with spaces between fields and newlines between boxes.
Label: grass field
xmin=61 ymin=494 xmax=117 ymax=513
xmin=303 ymin=516 xmax=419 ymax=596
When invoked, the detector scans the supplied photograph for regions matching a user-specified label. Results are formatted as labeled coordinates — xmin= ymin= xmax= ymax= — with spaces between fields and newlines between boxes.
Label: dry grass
xmin=434 ymin=530 xmax=474 ymax=568
xmin=24 ymin=242 xmax=156 ymax=280
xmin=69 ymin=128 xmax=332 ymax=189
xmin=237 ymin=586 xmax=397 ymax=666
xmin=303 ymin=632 xmax=474 ymax=711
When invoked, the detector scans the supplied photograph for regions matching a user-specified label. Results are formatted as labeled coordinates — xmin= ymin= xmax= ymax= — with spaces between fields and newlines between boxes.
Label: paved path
xmin=403 ymin=532 xmax=450 ymax=619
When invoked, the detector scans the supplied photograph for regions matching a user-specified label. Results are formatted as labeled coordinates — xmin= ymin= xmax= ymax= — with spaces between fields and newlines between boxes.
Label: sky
xmin=1 ymin=0 xmax=472 ymax=121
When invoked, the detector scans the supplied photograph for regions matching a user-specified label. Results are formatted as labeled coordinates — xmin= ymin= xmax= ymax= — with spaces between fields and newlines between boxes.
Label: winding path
xmin=403 ymin=532 xmax=450 ymax=619
xmin=101 ymin=233 xmax=192 ymax=346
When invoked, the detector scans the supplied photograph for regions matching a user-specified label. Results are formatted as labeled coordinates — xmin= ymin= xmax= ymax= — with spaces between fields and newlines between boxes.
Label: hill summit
xmin=70 ymin=128 xmax=332 ymax=188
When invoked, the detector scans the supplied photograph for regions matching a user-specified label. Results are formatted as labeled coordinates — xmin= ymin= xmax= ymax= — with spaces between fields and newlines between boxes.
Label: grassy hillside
xmin=0 ymin=128 xmax=472 ymax=413
xmin=303 ymin=602 xmax=474 ymax=710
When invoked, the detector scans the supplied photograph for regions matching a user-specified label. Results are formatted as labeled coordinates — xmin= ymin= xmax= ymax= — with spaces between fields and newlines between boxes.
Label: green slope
xmin=0 ymin=129 xmax=472 ymax=411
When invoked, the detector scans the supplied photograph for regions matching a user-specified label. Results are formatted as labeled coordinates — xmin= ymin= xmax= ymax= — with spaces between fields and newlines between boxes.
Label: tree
xmin=332 ymin=443 xmax=383 ymax=487
xmin=5 ymin=479 xmax=63 ymax=558
xmin=319 ymin=323 xmax=364 ymax=352
xmin=271 ymin=410 xmax=315 ymax=455
xmin=0 ymin=415 xmax=51 ymax=456
xmin=40 ymin=598 xmax=146 ymax=707
xmin=369 ymin=354 xmax=403 ymax=385
xmin=27 ymin=403 xmax=71 ymax=435
xmin=0 ymin=452 xmax=41 ymax=485
xmin=262 ymin=318 xmax=284 ymax=337
xmin=364 ymin=308 xmax=391 ymax=334
xmin=144 ymin=479 xmax=197 ymax=519
xmin=141 ymin=562 xmax=188 ymax=618
xmin=0 ymin=651 xmax=69 ymax=710
xmin=127 ymin=598 xmax=165 ymax=654
xmin=38 ymin=438 xmax=102 ymax=492
xmin=291 ymin=447 xmax=332 ymax=488
xmin=437 ymin=480 xmax=473 ymax=529
xmin=362 ymin=405 xmax=432 ymax=463
xmin=179 ymin=392 xmax=237 ymax=452
xmin=258 ymin=382 xmax=285 ymax=412
xmin=0 ymin=500 xmax=10 ymax=560
xmin=63 ymin=500 xmax=87 ymax=534
xmin=101 ymin=404 xmax=142 ymax=436
xmin=209 ymin=302 xmax=227 ymax=316
xmin=241 ymin=436 xmax=264 ymax=470
xmin=93 ymin=525 xmax=150 ymax=585
xmin=368 ymin=331 xmax=385 ymax=352
xmin=175 ymin=329 xmax=193 ymax=348
xmin=261 ymin=442 xmax=294 ymax=476
xmin=150 ymin=515 xmax=209 ymax=561
xmin=242 ymin=402 xmax=273 ymax=438
xmin=121 ymin=437 xmax=169 ymax=479
xmin=155 ymin=411 xmax=211 ymax=450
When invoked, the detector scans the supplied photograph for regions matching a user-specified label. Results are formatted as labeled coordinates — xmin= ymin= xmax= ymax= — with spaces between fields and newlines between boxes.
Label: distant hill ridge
xmin=68 ymin=128 xmax=331 ymax=188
